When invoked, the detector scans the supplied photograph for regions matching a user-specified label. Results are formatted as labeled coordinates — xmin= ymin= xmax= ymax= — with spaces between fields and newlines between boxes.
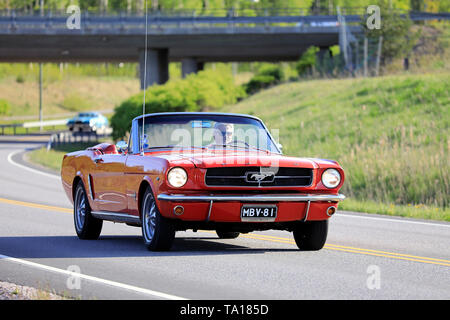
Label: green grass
xmin=221 ymin=72 xmax=449 ymax=221
xmin=25 ymin=71 xmax=450 ymax=221
xmin=340 ymin=198 xmax=450 ymax=221
xmin=0 ymin=74 xmax=140 ymax=120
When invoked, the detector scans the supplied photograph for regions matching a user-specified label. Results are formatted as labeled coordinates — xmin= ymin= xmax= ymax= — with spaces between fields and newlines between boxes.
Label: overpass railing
xmin=0 ymin=7 xmax=368 ymax=17
xmin=0 ymin=8 xmax=447 ymax=32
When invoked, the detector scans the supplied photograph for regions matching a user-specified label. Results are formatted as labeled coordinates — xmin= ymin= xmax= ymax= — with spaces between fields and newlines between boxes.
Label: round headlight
xmin=322 ymin=169 xmax=341 ymax=188
xmin=167 ymin=167 xmax=188 ymax=188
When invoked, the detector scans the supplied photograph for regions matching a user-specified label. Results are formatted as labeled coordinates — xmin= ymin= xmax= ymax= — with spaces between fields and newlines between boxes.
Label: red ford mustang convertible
xmin=61 ymin=112 xmax=345 ymax=251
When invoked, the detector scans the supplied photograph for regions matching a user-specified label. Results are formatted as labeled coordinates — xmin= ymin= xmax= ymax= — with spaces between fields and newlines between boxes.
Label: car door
xmin=90 ymin=154 xmax=127 ymax=212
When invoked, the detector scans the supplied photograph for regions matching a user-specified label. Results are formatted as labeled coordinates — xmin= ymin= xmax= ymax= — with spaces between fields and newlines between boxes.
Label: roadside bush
xmin=257 ymin=65 xmax=284 ymax=82
xmin=16 ymin=74 xmax=25 ymax=83
xmin=243 ymin=64 xmax=285 ymax=95
xmin=296 ymin=46 xmax=319 ymax=76
xmin=244 ymin=75 xmax=276 ymax=95
xmin=110 ymin=68 xmax=246 ymax=140
xmin=0 ymin=99 xmax=11 ymax=115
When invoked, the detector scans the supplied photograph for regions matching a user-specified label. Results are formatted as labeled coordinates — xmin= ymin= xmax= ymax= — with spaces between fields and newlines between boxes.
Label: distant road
xmin=0 ymin=139 xmax=449 ymax=300
xmin=0 ymin=109 xmax=114 ymax=122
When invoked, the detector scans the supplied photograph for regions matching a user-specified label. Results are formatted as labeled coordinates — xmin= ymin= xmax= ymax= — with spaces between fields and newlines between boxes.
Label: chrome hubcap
xmin=75 ymin=188 xmax=86 ymax=231
xmin=143 ymin=194 xmax=157 ymax=242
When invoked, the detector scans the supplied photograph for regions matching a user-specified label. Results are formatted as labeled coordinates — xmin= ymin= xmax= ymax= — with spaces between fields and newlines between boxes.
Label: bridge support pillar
xmin=139 ymin=48 xmax=169 ymax=90
xmin=316 ymin=47 xmax=332 ymax=75
xmin=181 ymin=58 xmax=204 ymax=78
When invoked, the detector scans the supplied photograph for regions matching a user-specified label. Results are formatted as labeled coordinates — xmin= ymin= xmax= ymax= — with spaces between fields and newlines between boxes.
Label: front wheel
xmin=293 ymin=220 xmax=328 ymax=251
xmin=141 ymin=188 xmax=175 ymax=251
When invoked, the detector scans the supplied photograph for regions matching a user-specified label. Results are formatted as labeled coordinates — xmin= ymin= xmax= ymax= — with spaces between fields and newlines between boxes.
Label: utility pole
xmin=363 ymin=36 xmax=368 ymax=77
xmin=375 ymin=36 xmax=383 ymax=76
xmin=127 ymin=0 xmax=132 ymax=14
xmin=39 ymin=0 xmax=44 ymax=132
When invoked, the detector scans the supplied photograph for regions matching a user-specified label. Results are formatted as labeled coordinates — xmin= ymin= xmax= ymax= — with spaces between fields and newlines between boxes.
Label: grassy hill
xmin=221 ymin=72 xmax=449 ymax=220
xmin=0 ymin=76 xmax=139 ymax=121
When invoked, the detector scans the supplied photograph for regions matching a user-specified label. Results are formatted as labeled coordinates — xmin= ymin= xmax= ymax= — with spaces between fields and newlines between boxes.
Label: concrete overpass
xmin=0 ymin=10 xmax=447 ymax=88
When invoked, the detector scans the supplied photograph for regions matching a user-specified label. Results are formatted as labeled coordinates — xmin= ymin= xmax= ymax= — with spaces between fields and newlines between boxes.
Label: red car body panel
xmin=61 ymin=113 xmax=345 ymax=232
xmin=62 ymin=149 xmax=345 ymax=222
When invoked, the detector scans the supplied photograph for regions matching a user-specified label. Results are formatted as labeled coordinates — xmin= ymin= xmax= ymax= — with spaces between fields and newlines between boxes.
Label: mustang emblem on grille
xmin=246 ymin=171 xmax=276 ymax=183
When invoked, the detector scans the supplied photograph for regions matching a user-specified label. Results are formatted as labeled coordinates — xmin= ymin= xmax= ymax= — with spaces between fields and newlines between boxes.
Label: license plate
xmin=241 ymin=204 xmax=277 ymax=222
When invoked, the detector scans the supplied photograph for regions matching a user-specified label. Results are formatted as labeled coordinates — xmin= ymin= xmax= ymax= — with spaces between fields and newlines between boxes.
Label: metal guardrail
xmin=0 ymin=7 xmax=368 ymax=17
xmin=47 ymin=131 xmax=99 ymax=150
xmin=46 ymin=126 xmax=112 ymax=150
xmin=0 ymin=9 xmax=447 ymax=32
xmin=0 ymin=13 xmax=353 ymax=29
xmin=23 ymin=119 xmax=68 ymax=128
xmin=0 ymin=119 xmax=68 ymax=135
xmin=0 ymin=123 xmax=22 ymax=135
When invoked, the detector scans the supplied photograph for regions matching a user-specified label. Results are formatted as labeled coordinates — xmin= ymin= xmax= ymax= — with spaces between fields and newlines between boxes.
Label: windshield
xmin=136 ymin=114 xmax=279 ymax=153
xmin=78 ymin=113 xmax=96 ymax=118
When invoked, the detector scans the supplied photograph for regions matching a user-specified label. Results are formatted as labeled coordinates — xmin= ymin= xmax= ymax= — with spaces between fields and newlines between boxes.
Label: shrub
xmin=16 ymin=74 xmax=25 ymax=83
xmin=110 ymin=68 xmax=246 ymax=140
xmin=243 ymin=64 xmax=285 ymax=95
xmin=296 ymin=46 xmax=319 ymax=76
xmin=257 ymin=65 xmax=284 ymax=82
xmin=362 ymin=0 xmax=417 ymax=65
xmin=0 ymin=99 xmax=11 ymax=115
xmin=244 ymin=75 xmax=276 ymax=95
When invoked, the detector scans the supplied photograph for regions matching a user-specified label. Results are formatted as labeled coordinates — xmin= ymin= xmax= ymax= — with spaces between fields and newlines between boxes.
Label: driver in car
xmin=210 ymin=122 xmax=234 ymax=146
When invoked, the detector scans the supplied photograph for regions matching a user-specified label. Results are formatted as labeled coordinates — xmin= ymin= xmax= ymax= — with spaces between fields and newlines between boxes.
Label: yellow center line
xmin=240 ymin=233 xmax=450 ymax=264
xmin=201 ymin=230 xmax=450 ymax=267
xmin=324 ymin=247 xmax=450 ymax=266
xmin=1 ymin=197 xmax=448 ymax=267
xmin=0 ymin=197 xmax=72 ymax=214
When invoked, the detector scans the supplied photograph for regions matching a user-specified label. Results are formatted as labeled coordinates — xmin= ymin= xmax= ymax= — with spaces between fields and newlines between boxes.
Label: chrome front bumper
xmin=157 ymin=193 xmax=346 ymax=202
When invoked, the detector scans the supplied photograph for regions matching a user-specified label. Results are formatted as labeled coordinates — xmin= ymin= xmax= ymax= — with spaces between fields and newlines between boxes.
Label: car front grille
xmin=205 ymin=167 xmax=313 ymax=187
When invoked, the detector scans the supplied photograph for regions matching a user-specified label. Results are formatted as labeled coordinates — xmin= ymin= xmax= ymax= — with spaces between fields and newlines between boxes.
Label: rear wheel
xmin=216 ymin=231 xmax=240 ymax=239
xmin=293 ymin=220 xmax=328 ymax=251
xmin=74 ymin=181 xmax=102 ymax=240
xmin=141 ymin=188 xmax=175 ymax=251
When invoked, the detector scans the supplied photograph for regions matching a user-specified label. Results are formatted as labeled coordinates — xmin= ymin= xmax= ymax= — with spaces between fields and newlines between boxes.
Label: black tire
xmin=216 ymin=231 xmax=240 ymax=239
xmin=141 ymin=187 xmax=175 ymax=251
xmin=73 ymin=181 xmax=103 ymax=240
xmin=293 ymin=220 xmax=328 ymax=251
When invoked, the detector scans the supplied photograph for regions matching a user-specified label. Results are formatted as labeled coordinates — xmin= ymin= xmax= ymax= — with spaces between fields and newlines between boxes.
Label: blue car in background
xmin=67 ymin=112 xmax=108 ymax=133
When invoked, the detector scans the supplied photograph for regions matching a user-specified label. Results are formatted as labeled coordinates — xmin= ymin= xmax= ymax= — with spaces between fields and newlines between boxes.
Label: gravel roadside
xmin=0 ymin=281 xmax=69 ymax=300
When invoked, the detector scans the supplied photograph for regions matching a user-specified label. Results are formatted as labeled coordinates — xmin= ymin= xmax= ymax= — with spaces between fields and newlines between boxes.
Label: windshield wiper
xmin=208 ymin=143 xmax=270 ymax=153
xmin=144 ymin=145 xmax=207 ymax=150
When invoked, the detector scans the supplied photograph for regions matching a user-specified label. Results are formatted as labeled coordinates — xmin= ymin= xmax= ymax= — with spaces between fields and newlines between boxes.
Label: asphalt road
xmin=0 ymin=138 xmax=449 ymax=300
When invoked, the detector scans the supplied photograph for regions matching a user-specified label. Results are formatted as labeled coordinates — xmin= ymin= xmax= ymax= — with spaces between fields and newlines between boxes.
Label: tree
xmin=363 ymin=0 xmax=418 ymax=65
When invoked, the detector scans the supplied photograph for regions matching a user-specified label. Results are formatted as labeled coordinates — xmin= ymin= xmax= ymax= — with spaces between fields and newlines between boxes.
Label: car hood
xmin=148 ymin=149 xmax=340 ymax=169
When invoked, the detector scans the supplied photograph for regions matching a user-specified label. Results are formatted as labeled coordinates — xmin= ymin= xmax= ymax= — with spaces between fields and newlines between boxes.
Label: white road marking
xmin=338 ymin=212 xmax=450 ymax=228
xmin=7 ymin=149 xmax=60 ymax=180
xmin=0 ymin=253 xmax=188 ymax=300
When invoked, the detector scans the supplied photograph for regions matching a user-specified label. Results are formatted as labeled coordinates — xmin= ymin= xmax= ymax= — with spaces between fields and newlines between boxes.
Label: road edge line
xmin=7 ymin=149 xmax=60 ymax=180
xmin=0 ymin=253 xmax=188 ymax=300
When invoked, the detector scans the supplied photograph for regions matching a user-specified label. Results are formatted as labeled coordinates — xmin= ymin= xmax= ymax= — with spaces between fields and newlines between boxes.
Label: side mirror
xmin=276 ymin=143 xmax=283 ymax=153
xmin=116 ymin=141 xmax=128 ymax=154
